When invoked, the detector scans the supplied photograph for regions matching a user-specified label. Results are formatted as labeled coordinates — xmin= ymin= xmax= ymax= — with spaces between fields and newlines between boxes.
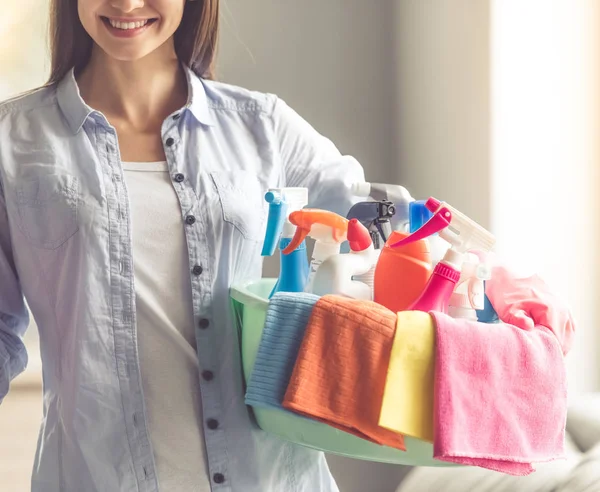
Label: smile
xmin=101 ymin=16 xmax=158 ymax=36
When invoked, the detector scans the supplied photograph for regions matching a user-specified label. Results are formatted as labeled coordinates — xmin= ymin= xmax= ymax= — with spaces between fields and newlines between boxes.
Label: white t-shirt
xmin=122 ymin=161 xmax=210 ymax=491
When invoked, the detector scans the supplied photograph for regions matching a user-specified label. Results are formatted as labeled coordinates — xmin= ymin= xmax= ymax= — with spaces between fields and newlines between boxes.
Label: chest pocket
xmin=15 ymin=173 xmax=80 ymax=250
xmin=210 ymin=171 xmax=267 ymax=242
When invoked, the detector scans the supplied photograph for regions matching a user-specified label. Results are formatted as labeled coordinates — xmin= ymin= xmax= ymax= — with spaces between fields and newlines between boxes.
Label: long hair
xmin=46 ymin=0 xmax=219 ymax=85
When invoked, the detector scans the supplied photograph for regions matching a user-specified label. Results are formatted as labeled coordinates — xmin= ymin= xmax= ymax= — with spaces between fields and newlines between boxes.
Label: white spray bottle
xmin=311 ymin=219 xmax=378 ymax=300
xmin=281 ymin=209 xmax=349 ymax=293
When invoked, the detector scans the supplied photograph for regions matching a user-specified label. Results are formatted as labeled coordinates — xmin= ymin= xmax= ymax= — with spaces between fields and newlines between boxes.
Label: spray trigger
xmin=391 ymin=207 xmax=452 ymax=248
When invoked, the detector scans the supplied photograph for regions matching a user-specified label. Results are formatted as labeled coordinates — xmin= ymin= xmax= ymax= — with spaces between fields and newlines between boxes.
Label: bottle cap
xmin=347 ymin=219 xmax=372 ymax=252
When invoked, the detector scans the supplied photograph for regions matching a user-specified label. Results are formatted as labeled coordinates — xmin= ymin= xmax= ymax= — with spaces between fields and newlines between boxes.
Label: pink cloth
xmin=430 ymin=310 xmax=568 ymax=475
xmin=486 ymin=265 xmax=576 ymax=355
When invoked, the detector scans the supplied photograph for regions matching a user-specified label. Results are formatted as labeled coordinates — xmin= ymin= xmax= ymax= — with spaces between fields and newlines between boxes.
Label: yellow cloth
xmin=379 ymin=311 xmax=435 ymax=443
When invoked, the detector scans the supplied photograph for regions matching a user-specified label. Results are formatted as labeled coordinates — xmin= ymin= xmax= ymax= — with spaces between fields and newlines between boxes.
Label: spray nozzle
xmin=346 ymin=200 xmax=395 ymax=249
xmin=392 ymin=197 xmax=495 ymax=268
xmin=391 ymin=206 xmax=453 ymax=247
xmin=261 ymin=187 xmax=308 ymax=257
xmin=351 ymin=182 xmax=414 ymax=231
xmin=281 ymin=209 xmax=349 ymax=256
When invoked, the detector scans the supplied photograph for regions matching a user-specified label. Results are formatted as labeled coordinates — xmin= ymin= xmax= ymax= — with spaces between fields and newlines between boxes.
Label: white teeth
xmin=108 ymin=19 xmax=150 ymax=30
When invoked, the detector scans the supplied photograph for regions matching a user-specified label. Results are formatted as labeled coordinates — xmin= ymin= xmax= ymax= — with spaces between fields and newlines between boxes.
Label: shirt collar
xmin=56 ymin=65 xmax=215 ymax=135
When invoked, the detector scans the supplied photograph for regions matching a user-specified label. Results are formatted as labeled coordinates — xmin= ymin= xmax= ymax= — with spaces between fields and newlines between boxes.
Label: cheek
xmin=156 ymin=0 xmax=186 ymax=30
xmin=77 ymin=1 xmax=100 ymax=36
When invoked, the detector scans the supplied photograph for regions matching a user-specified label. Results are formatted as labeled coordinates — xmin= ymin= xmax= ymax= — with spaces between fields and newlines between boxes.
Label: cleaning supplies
xmin=261 ymin=188 xmax=309 ymax=298
xmin=351 ymin=182 xmax=414 ymax=232
xmin=281 ymin=209 xmax=349 ymax=293
xmin=311 ymin=219 xmax=378 ymax=300
xmin=409 ymin=200 xmax=449 ymax=266
xmin=392 ymin=198 xmax=496 ymax=313
xmin=346 ymin=200 xmax=395 ymax=249
xmin=447 ymin=252 xmax=492 ymax=321
xmin=374 ymin=231 xmax=432 ymax=313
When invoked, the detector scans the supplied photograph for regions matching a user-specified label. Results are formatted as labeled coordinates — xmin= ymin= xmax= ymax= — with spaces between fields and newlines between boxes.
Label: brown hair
xmin=47 ymin=0 xmax=219 ymax=85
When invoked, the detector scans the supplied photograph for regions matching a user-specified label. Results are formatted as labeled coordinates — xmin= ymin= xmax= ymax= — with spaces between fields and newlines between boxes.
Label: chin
xmin=102 ymin=46 xmax=158 ymax=63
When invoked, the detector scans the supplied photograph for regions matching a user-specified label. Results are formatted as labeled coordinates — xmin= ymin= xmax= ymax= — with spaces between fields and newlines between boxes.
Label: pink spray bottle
xmin=391 ymin=198 xmax=496 ymax=313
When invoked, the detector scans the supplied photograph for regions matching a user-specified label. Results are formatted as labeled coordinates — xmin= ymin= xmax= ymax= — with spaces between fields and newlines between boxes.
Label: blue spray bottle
xmin=261 ymin=188 xmax=309 ymax=298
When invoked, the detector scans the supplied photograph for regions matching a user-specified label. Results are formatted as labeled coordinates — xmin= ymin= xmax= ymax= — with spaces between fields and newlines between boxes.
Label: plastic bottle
xmin=476 ymin=289 xmax=500 ymax=323
xmin=351 ymin=182 xmax=414 ymax=232
xmin=374 ymin=231 xmax=432 ymax=313
xmin=311 ymin=219 xmax=378 ymax=300
xmin=409 ymin=200 xmax=449 ymax=266
xmin=281 ymin=209 xmax=349 ymax=293
xmin=447 ymin=252 xmax=492 ymax=320
xmin=391 ymin=198 xmax=496 ymax=314
xmin=261 ymin=188 xmax=309 ymax=298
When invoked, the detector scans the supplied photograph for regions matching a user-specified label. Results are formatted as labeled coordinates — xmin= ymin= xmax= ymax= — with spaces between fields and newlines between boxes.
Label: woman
xmin=0 ymin=0 xmax=364 ymax=491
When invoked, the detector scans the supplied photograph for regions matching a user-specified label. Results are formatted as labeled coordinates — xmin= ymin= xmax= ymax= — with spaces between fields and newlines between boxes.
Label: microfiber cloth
xmin=282 ymin=295 xmax=406 ymax=451
xmin=244 ymin=291 xmax=320 ymax=411
xmin=485 ymin=265 xmax=576 ymax=355
xmin=431 ymin=311 xmax=568 ymax=475
xmin=379 ymin=311 xmax=435 ymax=443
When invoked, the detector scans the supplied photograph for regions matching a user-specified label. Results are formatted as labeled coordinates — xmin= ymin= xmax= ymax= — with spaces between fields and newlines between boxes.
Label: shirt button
xmin=213 ymin=473 xmax=225 ymax=484
xmin=174 ymin=173 xmax=185 ymax=183
xmin=202 ymin=370 xmax=214 ymax=381
xmin=165 ymin=137 xmax=175 ymax=147
xmin=192 ymin=265 xmax=203 ymax=276
xmin=185 ymin=215 xmax=196 ymax=225
xmin=207 ymin=419 xmax=219 ymax=430
xmin=198 ymin=318 xmax=210 ymax=329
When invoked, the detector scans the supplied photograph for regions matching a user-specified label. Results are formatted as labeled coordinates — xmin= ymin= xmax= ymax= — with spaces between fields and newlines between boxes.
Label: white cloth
xmin=122 ymin=161 xmax=210 ymax=492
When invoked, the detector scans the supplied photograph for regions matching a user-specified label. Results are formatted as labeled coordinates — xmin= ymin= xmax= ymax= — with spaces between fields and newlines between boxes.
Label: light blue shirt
xmin=0 ymin=67 xmax=365 ymax=492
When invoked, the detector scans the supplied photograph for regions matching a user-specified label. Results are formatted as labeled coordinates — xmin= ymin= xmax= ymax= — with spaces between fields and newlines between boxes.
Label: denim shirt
xmin=0 ymin=67 xmax=365 ymax=492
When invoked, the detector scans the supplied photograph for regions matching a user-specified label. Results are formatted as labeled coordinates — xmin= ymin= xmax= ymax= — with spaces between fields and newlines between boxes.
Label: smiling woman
xmin=0 ymin=0 xmax=365 ymax=491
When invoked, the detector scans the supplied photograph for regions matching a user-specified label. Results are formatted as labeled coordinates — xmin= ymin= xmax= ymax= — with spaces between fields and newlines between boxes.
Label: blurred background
xmin=1 ymin=0 xmax=599 ymax=491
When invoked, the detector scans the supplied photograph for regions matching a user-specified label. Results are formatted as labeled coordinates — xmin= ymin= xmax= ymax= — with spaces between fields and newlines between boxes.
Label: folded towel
xmin=379 ymin=311 xmax=435 ymax=443
xmin=431 ymin=311 xmax=567 ymax=475
xmin=245 ymin=292 xmax=320 ymax=411
xmin=282 ymin=295 xmax=406 ymax=451
xmin=486 ymin=265 xmax=575 ymax=354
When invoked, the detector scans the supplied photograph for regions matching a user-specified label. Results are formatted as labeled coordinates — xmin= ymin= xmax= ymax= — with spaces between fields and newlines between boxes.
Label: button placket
xmin=174 ymin=171 xmax=231 ymax=488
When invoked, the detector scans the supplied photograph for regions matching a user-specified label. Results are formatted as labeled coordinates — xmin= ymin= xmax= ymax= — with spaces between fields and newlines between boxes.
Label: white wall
xmin=393 ymin=0 xmax=491 ymax=228
xmin=490 ymin=0 xmax=600 ymax=395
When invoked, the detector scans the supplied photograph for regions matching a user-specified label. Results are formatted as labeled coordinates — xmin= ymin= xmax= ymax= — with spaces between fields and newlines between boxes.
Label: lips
xmin=101 ymin=16 xmax=158 ymax=31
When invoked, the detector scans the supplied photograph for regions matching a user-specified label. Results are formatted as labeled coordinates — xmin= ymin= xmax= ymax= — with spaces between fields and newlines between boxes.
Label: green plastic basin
xmin=230 ymin=278 xmax=456 ymax=467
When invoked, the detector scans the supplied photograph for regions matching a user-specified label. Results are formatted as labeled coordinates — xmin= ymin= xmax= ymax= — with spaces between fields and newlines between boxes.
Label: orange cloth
xmin=282 ymin=295 xmax=406 ymax=451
